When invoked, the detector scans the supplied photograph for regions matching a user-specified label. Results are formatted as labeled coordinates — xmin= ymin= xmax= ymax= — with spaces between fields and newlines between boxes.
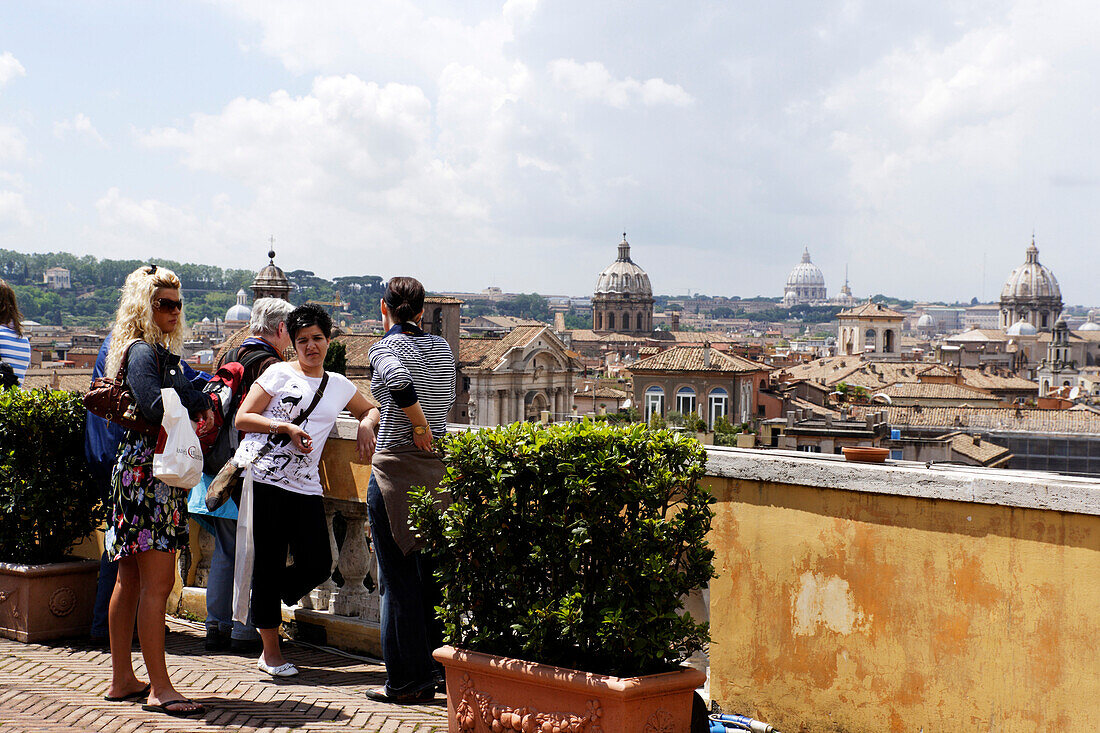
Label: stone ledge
xmin=704 ymin=446 xmax=1100 ymax=516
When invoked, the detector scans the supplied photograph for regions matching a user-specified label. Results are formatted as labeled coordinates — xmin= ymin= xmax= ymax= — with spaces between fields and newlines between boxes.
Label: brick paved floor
xmin=0 ymin=618 xmax=448 ymax=732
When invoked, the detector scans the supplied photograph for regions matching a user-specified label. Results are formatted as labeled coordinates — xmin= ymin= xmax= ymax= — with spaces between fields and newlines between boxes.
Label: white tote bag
xmin=152 ymin=387 xmax=203 ymax=488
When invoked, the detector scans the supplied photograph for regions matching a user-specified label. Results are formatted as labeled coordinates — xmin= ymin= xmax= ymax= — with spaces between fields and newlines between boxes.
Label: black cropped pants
xmin=250 ymin=480 xmax=332 ymax=629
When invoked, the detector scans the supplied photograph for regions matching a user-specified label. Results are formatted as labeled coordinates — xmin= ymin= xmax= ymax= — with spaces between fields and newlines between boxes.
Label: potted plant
xmin=0 ymin=387 xmax=106 ymax=642
xmin=412 ymin=421 xmax=714 ymax=732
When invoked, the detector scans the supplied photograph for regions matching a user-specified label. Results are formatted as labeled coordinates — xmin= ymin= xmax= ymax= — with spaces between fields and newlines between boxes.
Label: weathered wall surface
xmin=705 ymin=467 xmax=1100 ymax=732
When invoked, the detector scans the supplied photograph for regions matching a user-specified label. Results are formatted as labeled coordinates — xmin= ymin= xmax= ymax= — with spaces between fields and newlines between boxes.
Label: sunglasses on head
xmin=152 ymin=297 xmax=183 ymax=313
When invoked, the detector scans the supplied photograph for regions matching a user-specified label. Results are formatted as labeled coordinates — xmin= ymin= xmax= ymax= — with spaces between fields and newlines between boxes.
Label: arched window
xmin=431 ymin=307 xmax=443 ymax=336
xmin=644 ymin=386 xmax=664 ymax=422
xmin=636 ymin=313 xmax=643 ymax=331
xmin=883 ymin=329 xmax=895 ymax=353
xmin=864 ymin=329 xmax=877 ymax=351
xmin=608 ymin=312 xmax=616 ymax=330
xmin=596 ymin=311 xmax=603 ymax=330
xmin=708 ymin=388 xmax=728 ymax=427
xmin=676 ymin=386 xmax=697 ymax=416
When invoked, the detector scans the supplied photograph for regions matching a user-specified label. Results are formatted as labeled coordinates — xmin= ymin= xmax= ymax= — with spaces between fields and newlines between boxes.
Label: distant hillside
xmin=0 ymin=249 xmax=384 ymax=328
xmin=0 ymin=249 xmax=558 ymax=329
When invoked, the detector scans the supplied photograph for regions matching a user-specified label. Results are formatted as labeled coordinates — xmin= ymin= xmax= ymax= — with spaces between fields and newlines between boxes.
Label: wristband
xmin=269 ymin=420 xmax=282 ymax=435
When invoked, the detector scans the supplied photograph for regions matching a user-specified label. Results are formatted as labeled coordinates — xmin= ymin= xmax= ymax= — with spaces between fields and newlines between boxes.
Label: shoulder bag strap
xmin=253 ymin=372 xmax=330 ymax=462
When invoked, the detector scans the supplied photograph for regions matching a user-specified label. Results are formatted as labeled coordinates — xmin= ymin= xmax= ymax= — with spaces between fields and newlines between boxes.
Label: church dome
xmin=786 ymin=247 xmax=826 ymax=288
xmin=1080 ymin=310 xmax=1100 ymax=331
xmin=1006 ymin=319 xmax=1038 ymax=336
xmin=595 ymin=235 xmax=652 ymax=296
xmin=226 ymin=288 xmax=252 ymax=322
xmin=783 ymin=247 xmax=827 ymax=306
xmin=1000 ymin=240 xmax=1061 ymax=301
xmin=916 ymin=314 xmax=935 ymax=329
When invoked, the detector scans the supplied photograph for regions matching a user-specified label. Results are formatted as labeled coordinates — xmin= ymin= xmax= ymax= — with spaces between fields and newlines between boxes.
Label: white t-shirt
xmin=236 ymin=362 xmax=358 ymax=496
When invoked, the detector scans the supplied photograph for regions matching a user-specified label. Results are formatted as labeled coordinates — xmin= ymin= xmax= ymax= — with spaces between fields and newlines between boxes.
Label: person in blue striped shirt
xmin=0 ymin=280 xmax=31 ymax=387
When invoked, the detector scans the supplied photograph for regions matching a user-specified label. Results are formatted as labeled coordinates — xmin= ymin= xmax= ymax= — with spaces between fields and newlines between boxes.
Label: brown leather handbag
xmin=82 ymin=339 xmax=159 ymax=436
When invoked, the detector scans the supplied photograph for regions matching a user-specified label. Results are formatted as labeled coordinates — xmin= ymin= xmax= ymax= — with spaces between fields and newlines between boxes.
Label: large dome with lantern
xmin=592 ymin=233 xmax=654 ymax=334
xmin=999 ymin=237 xmax=1062 ymax=331
xmin=783 ymin=247 xmax=827 ymax=306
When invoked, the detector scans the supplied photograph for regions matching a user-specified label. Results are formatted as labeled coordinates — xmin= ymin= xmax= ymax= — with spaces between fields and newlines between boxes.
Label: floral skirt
xmin=104 ymin=433 xmax=189 ymax=561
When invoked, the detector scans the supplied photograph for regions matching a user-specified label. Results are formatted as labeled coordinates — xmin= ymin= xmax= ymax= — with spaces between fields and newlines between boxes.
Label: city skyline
xmin=0 ymin=1 xmax=1097 ymax=303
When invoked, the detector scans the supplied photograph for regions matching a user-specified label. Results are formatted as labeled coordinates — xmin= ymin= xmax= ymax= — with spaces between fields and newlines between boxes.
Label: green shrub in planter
xmin=411 ymin=420 xmax=715 ymax=678
xmin=0 ymin=388 xmax=105 ymax=564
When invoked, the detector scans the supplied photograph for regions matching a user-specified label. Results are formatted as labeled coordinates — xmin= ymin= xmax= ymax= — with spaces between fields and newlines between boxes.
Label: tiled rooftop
xmin=850 ymin=405 xmax=1100 ymax=434
xmin=629 ymin=346 xmax=769 ymax=374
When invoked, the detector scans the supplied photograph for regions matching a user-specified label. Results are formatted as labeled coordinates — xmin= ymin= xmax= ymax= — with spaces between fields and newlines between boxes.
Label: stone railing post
xmin=329 ymin=498 xmax=377 ymax=619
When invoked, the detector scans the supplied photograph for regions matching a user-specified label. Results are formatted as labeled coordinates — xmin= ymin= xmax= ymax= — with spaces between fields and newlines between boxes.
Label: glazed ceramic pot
xmin=0 ymin=559 xmax=99 ymax=642
xmin=434 ymin=645 xmax=706 ymax=733
xmin=841 ymin=446 xmax=890 ymax=463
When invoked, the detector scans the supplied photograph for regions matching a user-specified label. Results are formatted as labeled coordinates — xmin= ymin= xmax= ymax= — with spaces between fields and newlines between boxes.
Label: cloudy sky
xmin=0 ymin=0 xmax=1097 ymax=303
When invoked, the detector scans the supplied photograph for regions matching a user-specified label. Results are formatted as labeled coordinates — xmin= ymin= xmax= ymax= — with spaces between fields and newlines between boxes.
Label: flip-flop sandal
xmin=103 ymin=683 xmax=151 ymax=702
xmin=141 ymin=699 xmax=206 ymax=718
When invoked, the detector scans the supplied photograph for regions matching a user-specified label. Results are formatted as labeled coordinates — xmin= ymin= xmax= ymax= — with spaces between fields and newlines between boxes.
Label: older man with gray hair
xmin=188 ymin=297 xmax=296 ymax=652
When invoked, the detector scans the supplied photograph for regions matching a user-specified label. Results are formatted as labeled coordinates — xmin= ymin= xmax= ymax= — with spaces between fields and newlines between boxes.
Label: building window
xmin=676 ymin=387 xmax=697 ymax=416
xmin=644 ymin=386 xmax=664 ymax=422
xmin=864 ymin=329 xmax=877 ymax=351
xmin=708 ymin=388 xmax=728 ymax=427
xmin=883 ymin=329 xmax=895 ymax=353
xmin=1042 ymin=312 xmax=1049 ymax=328
xmin=797 ymin=445 xmax=821 ymax=453
xmin=636 ymin=313 xmax=643 ymax=331
xmin=596 ymin=311 xmax=602 ymax=330
xmin=608 ymin=312 xmax=616 ymax=330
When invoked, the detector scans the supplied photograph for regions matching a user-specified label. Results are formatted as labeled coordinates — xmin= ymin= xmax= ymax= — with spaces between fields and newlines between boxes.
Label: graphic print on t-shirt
xmin=235 ymin=362 xmax=357 ymax=496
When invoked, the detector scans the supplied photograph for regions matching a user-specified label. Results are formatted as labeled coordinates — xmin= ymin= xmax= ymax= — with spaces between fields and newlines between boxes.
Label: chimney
xmin=786 ymin=411 xmax=796 ymax=427
xmin=671 ymin=311 xmax=680 ymax=332
xmin=703 ymin=342 xmax=711 ymax=368
xmin=973 ymin=435 xmax=981 ymax=446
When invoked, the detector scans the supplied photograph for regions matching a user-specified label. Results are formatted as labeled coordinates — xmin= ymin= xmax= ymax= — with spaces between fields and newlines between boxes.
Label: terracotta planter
xmin=841 ymin=446 xmax=890 ymax=463
xmin=0 ymin=559 xmax=99 ymax=642
xmin=434 ymin=645 xmax=706 ymax=733
xmin=735 ymin=433 xmax=756 ymax=448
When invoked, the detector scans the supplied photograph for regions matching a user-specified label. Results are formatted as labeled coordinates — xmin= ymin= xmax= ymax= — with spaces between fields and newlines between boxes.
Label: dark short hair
xmin=287 ymin=303 xmax=333 ymax=341
xmin=383 ymin=276 xmax=425 ymax=324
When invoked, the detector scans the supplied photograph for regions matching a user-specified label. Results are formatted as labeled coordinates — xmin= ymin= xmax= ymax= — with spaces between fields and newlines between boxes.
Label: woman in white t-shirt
xmin=235 ymin=303 xmax=380 ymax=677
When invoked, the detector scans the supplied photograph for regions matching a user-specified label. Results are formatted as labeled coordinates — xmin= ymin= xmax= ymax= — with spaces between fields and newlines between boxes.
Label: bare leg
xmin=257 ymin=627 xmax=285 ymax=667
xmin=106 ymin=556 xmax=145 ymax=698
xmin=134 ymin=550 xmax=200 ymax=713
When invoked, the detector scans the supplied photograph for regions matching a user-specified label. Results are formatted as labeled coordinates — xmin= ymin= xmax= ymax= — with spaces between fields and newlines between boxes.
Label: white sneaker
xmin=258 ymin=656 xmax=299 ymax=677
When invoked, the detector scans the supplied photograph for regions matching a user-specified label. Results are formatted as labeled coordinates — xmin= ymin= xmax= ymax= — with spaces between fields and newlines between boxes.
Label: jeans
xmin=366 ymin=474 xmax=441 ymax=696
xmin=205 ymin=516 xmax=259 ymax=641
xmin=91 ymin=551 xmax=117 ymax=638
xmin=250 ymin=481 xmax=333 ymax=629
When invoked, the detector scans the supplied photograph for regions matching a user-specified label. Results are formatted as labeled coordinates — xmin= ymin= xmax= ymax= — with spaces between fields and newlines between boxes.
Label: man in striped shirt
xmin=0 ymin=280 xmax=31 ymax=386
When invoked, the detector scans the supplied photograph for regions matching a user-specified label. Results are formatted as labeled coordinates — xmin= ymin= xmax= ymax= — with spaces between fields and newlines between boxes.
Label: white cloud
xmin=95 ymin=187 xmax=198 ymax=232
xmin=0 ymin=125 xmax=27 ymax=163
xmin=208 ymin=0 xmax=536 ymax=78
xmin=0 ymin=52 xmax=25 ymax=87
xmin=141 ymin=74 xmax=491 ymax=222
xmin=0 ymin=190 xmax=31 ymax=229
xmin=54 ymin=113 xmax=108 ymax=147
xmin=548 ymin=59 xmax=694 ymax=108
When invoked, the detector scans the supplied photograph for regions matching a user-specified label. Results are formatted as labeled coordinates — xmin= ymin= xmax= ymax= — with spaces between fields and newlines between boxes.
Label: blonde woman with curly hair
xmin=103 ymin=265 xmax=213 ymax=718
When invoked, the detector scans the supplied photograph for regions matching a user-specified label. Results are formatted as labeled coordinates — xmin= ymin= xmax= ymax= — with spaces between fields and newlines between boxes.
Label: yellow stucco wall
xmin=705 ymin=476 xmax=1100 ymax=732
